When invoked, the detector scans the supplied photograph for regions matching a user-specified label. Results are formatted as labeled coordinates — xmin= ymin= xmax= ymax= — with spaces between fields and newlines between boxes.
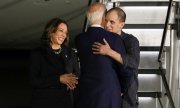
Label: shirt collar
xmin=91 ymin=24 xmax=104 ymax=28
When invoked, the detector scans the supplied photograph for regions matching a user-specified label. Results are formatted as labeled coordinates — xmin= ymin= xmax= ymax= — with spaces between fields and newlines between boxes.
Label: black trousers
xmin=122 ymin=76 xmax=139 ymax=108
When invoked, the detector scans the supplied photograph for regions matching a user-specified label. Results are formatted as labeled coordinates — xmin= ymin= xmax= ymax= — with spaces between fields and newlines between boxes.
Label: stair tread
xmin=138 ymin=91 xmax=162 ymax=98
xmin=140 ymin=46 xmax=160 ymax=51
xmin=119 ymin=1 xmax=169 ymax=6
xmin=138 ymin=69 xmax=160 ymax=74
xmin=110 ymin=0 xmax=169 ymax=1
xmin=124 ymin=24 xmax=164 ymax=29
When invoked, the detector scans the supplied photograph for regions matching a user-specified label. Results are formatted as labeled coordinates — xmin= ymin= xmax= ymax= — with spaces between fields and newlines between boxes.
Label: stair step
xmin=139 ymin=97 xmax=159 ymax=108
xmin=123 ymin=29 xmax=170 ymax=47
xmin=138 ymin=73 xmax=161 ymax=91
xmin=138 ymin=69 xmax=160 ymax=74
xmin=138 ymin=92 xmax=161 ymax=98
xmin=139 ymin=51 xmax=159 ymax=69
xmin=119 ymin=1 xmax=169 ymax=6
xmin=124 ymin=24 xmax=164 ymax=29
xmin=140 ymin=46 xmax=160 ymax=51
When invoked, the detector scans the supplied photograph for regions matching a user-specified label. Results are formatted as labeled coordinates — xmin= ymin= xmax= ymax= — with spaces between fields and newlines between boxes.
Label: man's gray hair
xmin=87 ymin=10 xmax=105 ymax=22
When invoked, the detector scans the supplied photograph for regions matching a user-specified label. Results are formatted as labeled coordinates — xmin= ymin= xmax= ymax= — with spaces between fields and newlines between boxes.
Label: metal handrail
xmin=158 ymin=0 xmax=175 ymax=108
xmin=158 ymin=0 xmax=173 ymax=61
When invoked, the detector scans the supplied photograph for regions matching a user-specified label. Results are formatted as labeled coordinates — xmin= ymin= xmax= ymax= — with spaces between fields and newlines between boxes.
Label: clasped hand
xmin=60 ymin=73 xmax=78 ymax=90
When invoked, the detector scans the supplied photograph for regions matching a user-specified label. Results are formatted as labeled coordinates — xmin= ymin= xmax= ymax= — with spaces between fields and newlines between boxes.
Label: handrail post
xmin=159 ymin=63 xmax=175 ymax=108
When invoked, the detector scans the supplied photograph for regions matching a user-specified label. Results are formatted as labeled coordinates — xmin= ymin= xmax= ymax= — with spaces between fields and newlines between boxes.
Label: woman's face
xmin=50 ymin=23 xmax=68 ymax=46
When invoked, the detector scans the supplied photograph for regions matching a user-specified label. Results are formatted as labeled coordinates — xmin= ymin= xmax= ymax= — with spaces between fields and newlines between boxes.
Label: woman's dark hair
xmin=41 ymin=18 xmax=69 ymax=46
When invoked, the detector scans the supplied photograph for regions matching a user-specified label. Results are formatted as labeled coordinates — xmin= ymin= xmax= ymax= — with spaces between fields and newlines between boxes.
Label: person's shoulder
xmin=75 ymin=32 xmax=87 ymax=41
xmin=62 ymin=45 xmax=76 ymax=53
xmin=104 ymin=30 xmax=121 ymax=39
xmin=111 ymin=32 xmax=124 ymax=42
xmin=124 ymin=32 xmax=139 ymax=43
xmin=62 ymin=45 xmax=71 ymax=52
xmin=70 ymin=48 xmax=78 ymax=57
xmin=76 ymin=32 xmax=85 ymax=37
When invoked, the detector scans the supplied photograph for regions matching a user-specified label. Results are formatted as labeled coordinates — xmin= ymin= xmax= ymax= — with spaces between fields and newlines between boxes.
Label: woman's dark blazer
xmin=29 ymin=45 xmax=79 ymax=108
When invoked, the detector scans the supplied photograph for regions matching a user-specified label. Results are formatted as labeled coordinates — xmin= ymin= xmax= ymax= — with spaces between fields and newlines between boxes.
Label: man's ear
xmin=120 ymin=22 xmax=125 ymax=28
xmin=101 ymin=14 xmax=106 ymax=27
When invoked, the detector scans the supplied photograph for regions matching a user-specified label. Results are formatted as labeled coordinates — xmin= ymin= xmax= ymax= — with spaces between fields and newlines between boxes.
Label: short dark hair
xmin=41 ymin=18 xmax=69 ymax=46
xmin=107 ymin=7 xmax=126 ymax=22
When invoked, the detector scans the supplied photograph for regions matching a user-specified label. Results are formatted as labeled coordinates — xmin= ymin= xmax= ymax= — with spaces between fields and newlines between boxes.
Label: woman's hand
xmin=59 ymin=73 xmax=78 ymax=90
xmin=92 ymin=38 xmax=112 ymax=56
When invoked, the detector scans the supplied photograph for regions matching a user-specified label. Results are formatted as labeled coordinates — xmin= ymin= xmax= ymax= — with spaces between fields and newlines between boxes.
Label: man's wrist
xmin=107 ymin=49 xmax=114 ymax=57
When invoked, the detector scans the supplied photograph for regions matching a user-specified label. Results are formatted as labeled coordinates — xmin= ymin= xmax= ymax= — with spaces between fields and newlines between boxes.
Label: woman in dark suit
xmin=29 ymin=18 xmax=79 ymax=108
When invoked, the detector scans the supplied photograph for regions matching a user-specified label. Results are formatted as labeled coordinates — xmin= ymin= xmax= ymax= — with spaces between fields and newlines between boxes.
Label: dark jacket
xmin=29 ymin=45 xmax=79 ymax=108
xmin=75 ymin=27 xmax=126 ymax=108
xmin=121 ymin=31 xmax=140 ymax=108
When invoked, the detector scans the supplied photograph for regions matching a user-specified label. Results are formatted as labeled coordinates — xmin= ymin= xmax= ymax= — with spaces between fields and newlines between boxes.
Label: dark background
xmin=0 ymin=50 xmax=31 ymax=108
